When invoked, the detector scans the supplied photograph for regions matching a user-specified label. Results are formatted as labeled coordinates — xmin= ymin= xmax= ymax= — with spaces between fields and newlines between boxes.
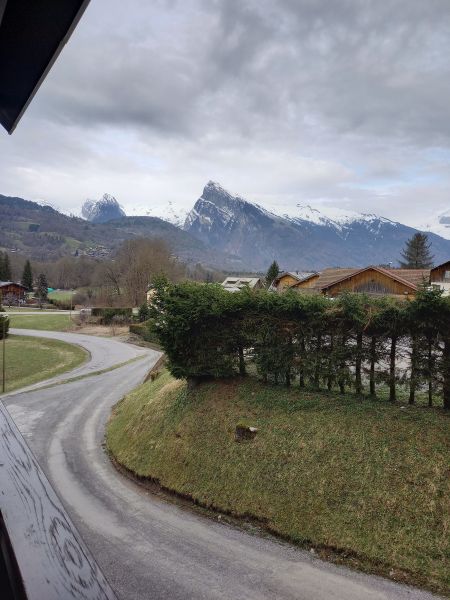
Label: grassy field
xmin=0 ymin=335 xmax=87 ymax=392
xmin=107 ymin=371 xmax=450 ymax=595
xmin=8 ymin=313 xmax=74 ymax=331
xmin=48 ymin=290 xmax=74 ymax=302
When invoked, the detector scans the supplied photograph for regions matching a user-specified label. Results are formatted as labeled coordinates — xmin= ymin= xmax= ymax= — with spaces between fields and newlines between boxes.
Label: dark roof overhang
xmin=0 ymin=0 xmax=90 ymax=134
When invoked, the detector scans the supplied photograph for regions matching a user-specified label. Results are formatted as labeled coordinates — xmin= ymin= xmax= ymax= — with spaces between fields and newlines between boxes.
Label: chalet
xmin=289 ymin=266 xmax=430 ymax=299
xmin=221 ymin=277 xmax=263 ymax=293
xmin=430 ymin=260 xmax=450 ymax=296
xmin=0 ymin=281 xmax=27 ymax=303
xmin=271 ymin=271 xmax=318 ymax=292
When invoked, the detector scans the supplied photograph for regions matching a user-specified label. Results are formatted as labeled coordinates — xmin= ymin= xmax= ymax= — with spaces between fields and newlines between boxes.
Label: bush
xmin=129 ymin=319 xmax=160 ymax=344
xmin=48 ymin=298 xmax=72 ymax=310
xmin=0 ymin=315 xmax=9 ymax=339
xmin=91 ymin=307 xmax=132 ymax=325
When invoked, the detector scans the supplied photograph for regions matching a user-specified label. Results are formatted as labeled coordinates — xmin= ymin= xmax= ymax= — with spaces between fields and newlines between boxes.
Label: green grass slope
xmin=107 ymin=371 xmax=450 ymax=595
xmin=1 ymin=335 xmax=87 ymax=392
xmin=9 ymin=313 xmax=74 ymax=331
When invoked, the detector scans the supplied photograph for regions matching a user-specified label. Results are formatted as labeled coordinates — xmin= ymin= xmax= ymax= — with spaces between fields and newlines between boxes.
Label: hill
xmin=0 ymin=193 xmax=242 ymax=268
xmin=107 ymin=370 xmax=450 ymax=596
xmin=2 ymin=185 xmax=450 ymax=270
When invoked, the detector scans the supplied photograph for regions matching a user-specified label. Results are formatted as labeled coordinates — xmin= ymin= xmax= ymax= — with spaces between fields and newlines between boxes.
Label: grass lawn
xmin=107 ymin=371 xmax=450 ymax=596
xmin=0 ymin=335 xmax=87 ymax=392
xmin=8 ymin=313 xmax=74 ymax=331
xmin=48 ymin=290 xmax=75 ymax=302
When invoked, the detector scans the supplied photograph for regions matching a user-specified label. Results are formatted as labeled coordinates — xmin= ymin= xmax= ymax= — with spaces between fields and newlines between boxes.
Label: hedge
xmin=129 ymin=319 xmax=160 ymax=344
xmin=91 ymin=307 xmax=133 ymax=324
xmin=151 ymin=281 xmax=450 ymax=409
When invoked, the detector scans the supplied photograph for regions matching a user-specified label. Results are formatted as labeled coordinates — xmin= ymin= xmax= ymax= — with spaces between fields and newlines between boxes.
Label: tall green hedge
xmin=151 ymin=282 xmax=450 ymax=409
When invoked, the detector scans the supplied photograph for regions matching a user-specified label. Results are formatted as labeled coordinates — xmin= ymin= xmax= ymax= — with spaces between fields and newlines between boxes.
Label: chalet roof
xmin=312 ymin=268 xmax=359 ymax=289
xmin=388 ymin=269 xmax=430 ymax=287
xmin=222 ymin=277 xmax=261 ymax=292
xmin=430 ymin=260 xmax=450 ymax=272
xmin=0 ymin=281 xmax=27 ymax=289
xmin=317 ymin=266 xmax=429 ymax=292
xmin=274 ymin=271 xmax=317 ymax=284
xmin=0 ymin=1 xmax=90 ymax=133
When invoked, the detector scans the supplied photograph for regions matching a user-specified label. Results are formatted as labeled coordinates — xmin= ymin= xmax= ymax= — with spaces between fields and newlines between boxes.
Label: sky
xmin=1 ymin=0 xmax=450 ymax=232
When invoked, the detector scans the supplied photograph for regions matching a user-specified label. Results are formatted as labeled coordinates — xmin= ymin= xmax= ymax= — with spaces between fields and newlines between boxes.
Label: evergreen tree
xmin=21 ymin=260 xmax=33 ymax=291
xmin=36 ymin=273 xmax=48 ymax=308
xmin=0 ymin=252 xmax=12 ymax=280
xmin=265 ymin=260 xmax=280 ymax=288
xmin=400 ymin=233 xmax=434 ymax=268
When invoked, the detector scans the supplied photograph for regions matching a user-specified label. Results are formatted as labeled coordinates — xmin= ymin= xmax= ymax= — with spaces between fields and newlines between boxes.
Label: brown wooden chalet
xmin=430 ymin=260 xmax=450 ymax=283
xmin=429 ymin=260 xmax=450 ymax=296
xmin=271 ymin=271 xmax=319 ymax=291
xmin=289 ymin=266 xmax=431 ymax=298
xmin=0 ymin=280 xmax=27 ymax=301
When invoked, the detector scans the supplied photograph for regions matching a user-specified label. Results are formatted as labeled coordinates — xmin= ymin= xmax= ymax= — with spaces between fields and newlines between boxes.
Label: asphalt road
xmin=2 ymin=331 xmax=443 ymax=600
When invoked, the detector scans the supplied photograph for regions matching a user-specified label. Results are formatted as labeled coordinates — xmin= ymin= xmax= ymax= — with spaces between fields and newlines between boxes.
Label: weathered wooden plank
xmin=0 ymin=401 xmax=117 ymax=599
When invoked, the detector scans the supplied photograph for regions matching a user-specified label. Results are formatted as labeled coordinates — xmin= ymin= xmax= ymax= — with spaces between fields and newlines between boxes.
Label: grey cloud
xmin=1 ymin=0 xmax=450 ymax=231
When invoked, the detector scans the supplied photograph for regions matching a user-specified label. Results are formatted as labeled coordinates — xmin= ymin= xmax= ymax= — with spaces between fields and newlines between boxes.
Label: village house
xmin=430 ymin=260 xmax=450 ymax=296
xmin=271 ymin=271 xmax=318 ymax=291
xmin=221 ymin=277 xmax=263 ymax=293
xmin=0 ymin=281 xmax=27 ymax=304
xmin=275 ymin=266 xmax=431 ymax=299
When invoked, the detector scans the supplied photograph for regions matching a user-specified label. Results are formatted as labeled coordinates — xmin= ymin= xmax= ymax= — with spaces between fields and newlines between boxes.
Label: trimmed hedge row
xmin=91 ymin=307 xmax=133 ymax=324
xmin=151 ymin=281 xmax=450 ymax=409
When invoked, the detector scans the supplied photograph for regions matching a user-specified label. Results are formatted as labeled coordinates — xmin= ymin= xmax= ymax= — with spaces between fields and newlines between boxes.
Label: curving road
xmin=1 ymin=331 xmax=443 ymax=600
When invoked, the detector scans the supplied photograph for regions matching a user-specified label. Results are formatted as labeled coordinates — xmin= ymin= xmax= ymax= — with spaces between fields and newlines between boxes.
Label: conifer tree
xmin=265 ymin=260 xmax=280 ymax=287
xmin=36 ymin=273 xmax=48 ymax=308
xmin=21 ymin=260 xmax=33 ymax=291
xmin=400 ymin=233 xmax=434 ymax=268
xmin=0 ymin=252 xmax=12 ymax=280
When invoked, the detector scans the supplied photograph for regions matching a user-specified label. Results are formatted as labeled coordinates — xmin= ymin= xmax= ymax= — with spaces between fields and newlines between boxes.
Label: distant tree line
xmin=151 ymin=281 xmax=450 ymax=410
xmin=0 ymin=239 xmax=222 ymax=307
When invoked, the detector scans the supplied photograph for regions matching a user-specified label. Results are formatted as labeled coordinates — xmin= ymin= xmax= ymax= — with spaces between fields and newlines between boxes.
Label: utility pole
xmin=69 ymin=289 xmax=73 ymax=323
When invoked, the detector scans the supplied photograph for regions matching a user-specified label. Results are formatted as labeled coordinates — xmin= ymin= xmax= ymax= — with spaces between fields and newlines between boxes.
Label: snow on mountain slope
xmin=183 ymin=181 xmax=450 ymax=270
xmin=81 ymin=193 xmax=126 ymax=224
xmin=130 ymin=201 xmax=189 ymax=227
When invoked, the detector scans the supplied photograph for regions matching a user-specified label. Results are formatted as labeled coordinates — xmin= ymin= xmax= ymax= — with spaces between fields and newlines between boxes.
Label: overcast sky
xmin=1 ymin=0 xmax=450 ymax=230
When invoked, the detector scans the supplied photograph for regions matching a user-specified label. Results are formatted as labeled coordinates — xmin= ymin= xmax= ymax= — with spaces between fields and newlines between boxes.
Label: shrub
xmin=91 ymin=307 xmax=132 ymax=325
xmin=0 ymin=315 xmax=9 ymax=339
xmin=129 ymin=319 xmax=160 ymax=344
xmin=48 ymin=298 xmax=72 ymax=310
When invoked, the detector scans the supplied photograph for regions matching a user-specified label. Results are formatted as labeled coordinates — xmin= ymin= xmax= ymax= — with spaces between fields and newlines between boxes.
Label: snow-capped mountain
xmin=184 ymin=181 xmax=450 ymax=270
xmin=130 ymin=201 xmax=188 ymax=227
xmin=81 ymin=193 xmax=126 ymax=224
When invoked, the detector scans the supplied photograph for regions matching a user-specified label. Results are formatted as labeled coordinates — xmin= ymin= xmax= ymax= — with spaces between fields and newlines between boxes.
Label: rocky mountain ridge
xmin=81 ymin=193 xmax=126 ymax=224
xmin=183 ymin=181 xmax=450 ymax=270
xmin=2 ymin=183 xmax=450 ymax=271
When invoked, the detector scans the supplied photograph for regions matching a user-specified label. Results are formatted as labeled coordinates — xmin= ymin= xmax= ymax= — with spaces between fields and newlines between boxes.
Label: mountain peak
xmin=81 ymin=193 xmax=126 ymax=224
